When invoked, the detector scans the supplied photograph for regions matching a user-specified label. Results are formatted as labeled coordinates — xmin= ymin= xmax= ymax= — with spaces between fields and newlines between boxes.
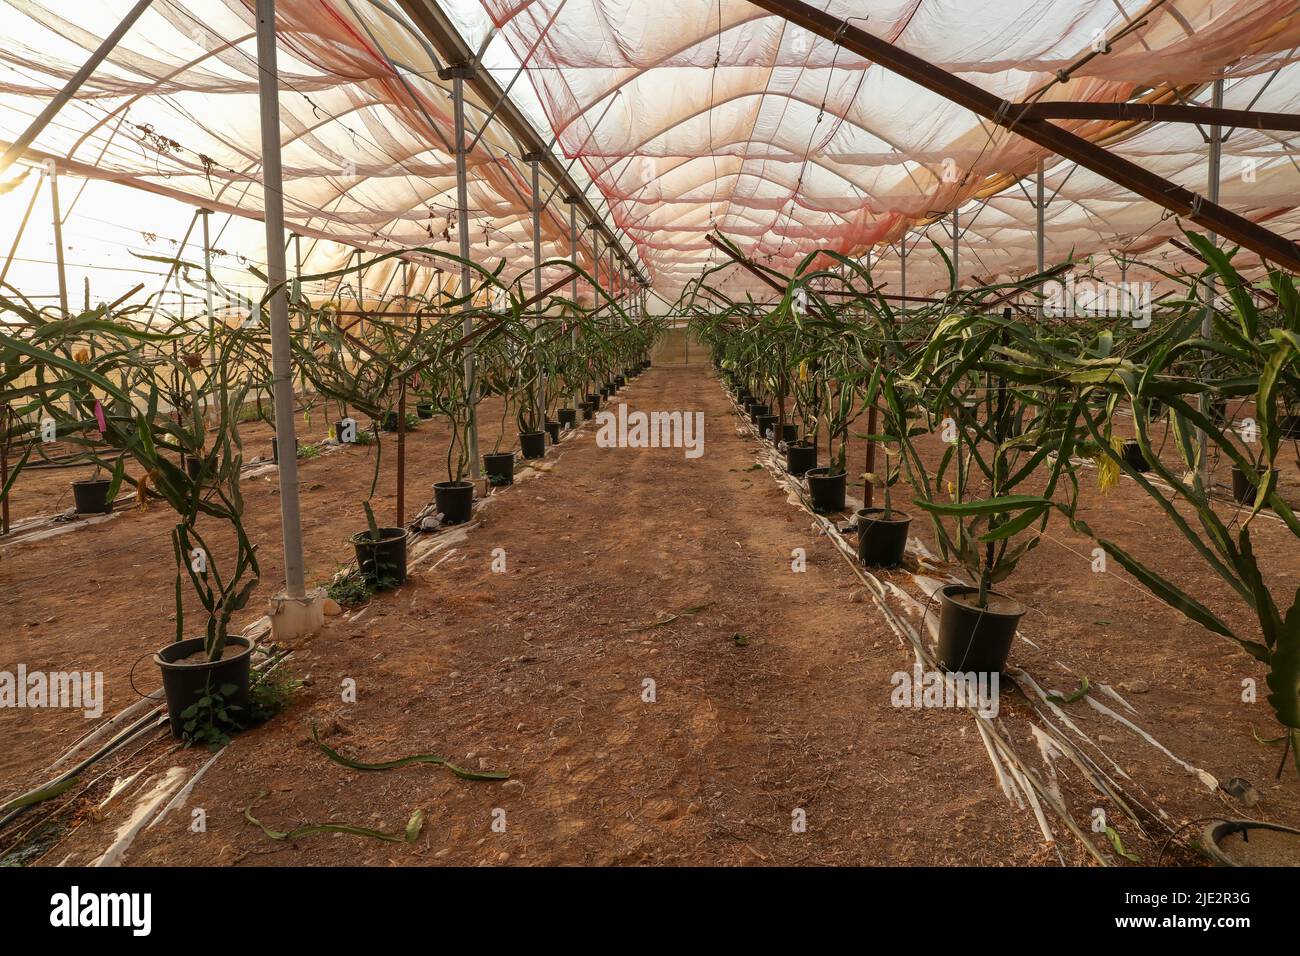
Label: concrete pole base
xmin=268 ymin=587 xmax=327 ymax=646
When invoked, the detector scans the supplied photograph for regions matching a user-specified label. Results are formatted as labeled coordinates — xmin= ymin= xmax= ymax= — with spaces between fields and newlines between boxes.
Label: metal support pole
xmin=566 ymin=197 xmax=580 ymax=409
xmin=448 ymin=68 xmax=480 ymax=479
xmin=48 ymin=162 xmax=69 ymax=317
xmin=1036 ymin=158 xmax=1046 ymax=320
xmin=1199 ymin=77 xmax=1224 ymax=491
xmin=0 ymin=0 xmax=155 ymax=177
xmin=951 ymin=207 xmax=960 ymax=291
xmin=899 ymin=236 xmax=907 ymax=308
xmin=256 ymin=0 xmax=307 ymax=598
xmin=200 ymin=208 xmax=216 ymax=412
xmin=525 ymin=153 xmax=545 ymax=426
xmin=396 ymin=260 xmax=408 ymax=527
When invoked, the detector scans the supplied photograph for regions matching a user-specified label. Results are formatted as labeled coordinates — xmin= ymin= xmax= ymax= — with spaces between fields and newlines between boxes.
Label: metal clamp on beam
xmin=437 ymin=64 xmax=475 ymax=80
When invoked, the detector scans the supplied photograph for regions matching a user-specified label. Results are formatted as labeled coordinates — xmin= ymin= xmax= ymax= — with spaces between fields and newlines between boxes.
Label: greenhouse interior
xmin=1 ymin=0 xmax=1300 ymax=899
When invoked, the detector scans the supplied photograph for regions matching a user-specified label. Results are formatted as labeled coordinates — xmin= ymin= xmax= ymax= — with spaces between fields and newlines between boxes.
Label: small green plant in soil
xmin=326 ymin=566 xmax=377 ymax=608
xmin=180 ymin=665 xmax=299 ymax=751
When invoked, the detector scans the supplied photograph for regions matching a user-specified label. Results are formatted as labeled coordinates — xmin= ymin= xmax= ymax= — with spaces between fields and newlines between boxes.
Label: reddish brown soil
xmin=0 ymin=395 xmax=521 ymax=785
xmin=15 ymin=363 xmax=1042 ymax=866
xmin=6 ymin=359 xmax=1299 ymax=866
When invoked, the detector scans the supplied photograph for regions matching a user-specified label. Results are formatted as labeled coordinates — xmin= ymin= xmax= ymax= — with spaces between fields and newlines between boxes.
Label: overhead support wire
xmin=396 ymin=0 xmax=648 ymax=286
xmin=745 ymin=0 xmax=1300 ymax=273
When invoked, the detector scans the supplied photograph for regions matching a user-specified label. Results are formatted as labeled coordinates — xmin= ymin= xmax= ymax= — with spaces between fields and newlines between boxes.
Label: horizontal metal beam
xmin=1013 ymin=100 xmax=1300 ymax=132
xmin=747 ymin=0 xmax=1300 ymax=273
xmin=396 ymin=0 xmax=647 ymax=285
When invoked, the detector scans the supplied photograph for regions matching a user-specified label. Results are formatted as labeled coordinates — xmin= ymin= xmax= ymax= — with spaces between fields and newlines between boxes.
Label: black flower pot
xmin=155 ymin=636 xmax=253 ymax=739
xmin=615 ymin=375 xmax=626 ymax=388
xmin=558 ymin=407 xmax=577 ymax=429
xmin=333 ymin=420 xmax=353 ymax=443
xmin=779 ymin=423 xmax=798 ymax=444
xmin=271 ymin=437 xmax=299 ymax=463
xmin=1280 ymin=413 xmax=1300 ymax=440
xmin=579 ymin=401 xmax=594 ymax=421
xmin=519 ymin=430 xmax=546 ymax=459
xmin=380 ymin=411 xmax=401 ymax=432
xmin=856 ymin=508 xmax=911 ymax=568
xmin=416 ymin=401 xmax=434 ymax=420
xmin=805 ymin=467 xmax=846 ymax=514
xmin=351 ymin=526 xmax=407 ymax=589
xmin=586 ymin=392 xmax=601 ymax=411
xmin=935 ymin=584 xmax=1024 ymax=675
xmin=545 ymin=420 xmax=561 ymax=443
xmin=1231 ymin=465 xmax=1279 ymax=506
xmin=749 ymin=403 xmax=771 ymax=425
xmin=434 ymin=480 xmax=475 ymax=525
xmin=755 ymin=413 xmax=779 ymax=441
xmin=71 ymin=477 xmax=113 ymax=514
xmin=483 ymin=452 xmax=515 ymax=487
xmin=185 ymin=456 xmax=204 ymax=481
xmin=785 ymin=440 xmax=817 ymax=476
xmin=1122 ymin=439 xmax=1150 ymax=473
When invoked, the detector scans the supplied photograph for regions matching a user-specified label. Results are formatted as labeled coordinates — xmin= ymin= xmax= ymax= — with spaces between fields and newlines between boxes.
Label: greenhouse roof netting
xmin=3 ymin=0 xmax=1300 ymax=301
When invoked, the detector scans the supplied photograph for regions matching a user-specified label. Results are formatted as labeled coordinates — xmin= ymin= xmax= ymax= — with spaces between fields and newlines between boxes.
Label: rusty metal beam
xmin=746 ymin=0 xmax=1300 ymax=273
xmin=1013 ymin=101 xmax=1300 ymax=132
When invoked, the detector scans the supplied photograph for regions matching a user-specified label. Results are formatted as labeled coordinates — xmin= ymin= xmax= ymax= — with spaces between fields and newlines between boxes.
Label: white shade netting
xmin=2 ymin=0 xmax=1300 ymax=305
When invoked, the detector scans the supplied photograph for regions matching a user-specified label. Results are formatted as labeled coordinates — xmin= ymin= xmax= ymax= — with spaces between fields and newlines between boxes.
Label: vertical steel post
xmin=255 ymin=0 xmax=306 ymax=598
xmin=566 ymin=197 xmax=580 ymax=409
xmin=900 ymin=236 xmax=907 ymax=307
xmin=951 ymin=207 xmax=960 ymax=291
xmin=48 ymin=161 xmax=69 ymax=316
xmin=1036 ymin=157 xmax=1046 ymax=320
xmin=396 ymin=259 xmax=408 ymax=526
xmin=448 ymin=68 xmax=480 ymax=479
xmin=525 ymin=153 xmax=545 ymax=426
xmin=1199 ymin=77 xmax=1225 ymax=490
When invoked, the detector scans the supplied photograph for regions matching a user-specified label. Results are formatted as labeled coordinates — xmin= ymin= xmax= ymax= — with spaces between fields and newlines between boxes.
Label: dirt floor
xmin=3 ymin=357 xmax=1298 ymax=866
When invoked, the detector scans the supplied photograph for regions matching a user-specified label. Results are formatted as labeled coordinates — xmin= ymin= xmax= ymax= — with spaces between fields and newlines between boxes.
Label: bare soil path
xmin=43 ymin=363 xmax=1040 ymax=866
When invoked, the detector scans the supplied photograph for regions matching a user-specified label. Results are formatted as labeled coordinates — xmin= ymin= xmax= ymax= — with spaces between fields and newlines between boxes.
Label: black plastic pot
xmin=434 ymin=480 xmax=475 ymax=525
xmin=856 ymin=508 xmax=911 ymax=568
xmin=416 ymin=402 xmax=434 ymax=420
xmin=185 ymin=456 xmax=204 ymax=481
xmin=785 ymin=440 xmax=817 ymax=476
xmin=519 ymin=430 xmax=546 ymax=459
xmin=155 ymin=636 xmax=253 ymax=739
xmin=1121 ymin=439 xmax=1150 ymax=473
xmin=780 ymin=423 xmax=798 ymax=444
xmin=351 ymin=526 xmax=407 ymax=589
xmin=483 ymin=452 xmax=515 ymax=487
xmin=1231 ymin=465 xmax=1279 ymax=505
xmin=601 ymin=386 xmax=612 ymax=400
xmin=333 ymin=420 xmax=352 ymax=443
xmin=380 ymin=411 xmax=401 ymax=432
xmin=271 ymin=437 xmax=299 ymax=463
xmin=749 ymin=403 xmax=771 ymax=424
xmin=805 ymin=467 xmax=846 ymax=514
xmin=579 ymin=401 xmax=594 ymax=421
xmin=558 ymin=407 xmax=577 ymax=429
xmin=1202 ymin=819 xmax=1300 ymax=867
xmin=615 ymin=375 xmax=626 ymax=388
xmin=71 ymin=477 xmax=113 ymax=514
xmin=755 ymin=413 xmax=779 ymax=441
xmin=935 ymin=584 xmax=1024 ymax=675
xmin=586 ymin=392 xmax=600 ymax=410
xmin=545 ymin=420 xmax=561 ymax=443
